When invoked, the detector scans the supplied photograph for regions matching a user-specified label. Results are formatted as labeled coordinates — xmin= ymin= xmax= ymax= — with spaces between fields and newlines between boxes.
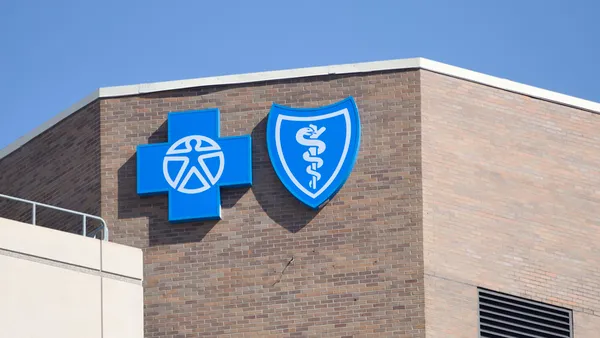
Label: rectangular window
xmin=478 ymin=288 xmax=572 ymax=337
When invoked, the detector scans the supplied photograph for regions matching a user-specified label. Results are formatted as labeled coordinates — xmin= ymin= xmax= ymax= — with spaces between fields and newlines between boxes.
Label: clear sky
xmin=0 ymin=0 xmax=598 ymax=150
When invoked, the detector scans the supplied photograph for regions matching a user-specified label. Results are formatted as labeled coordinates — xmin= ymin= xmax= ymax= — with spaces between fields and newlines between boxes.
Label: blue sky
xmin=0 ymin=0 xmax=598 ymax=150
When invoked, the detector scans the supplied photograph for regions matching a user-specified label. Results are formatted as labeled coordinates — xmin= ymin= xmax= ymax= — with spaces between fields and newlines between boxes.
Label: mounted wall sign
xmin=266 ymin=97 xmax=361 ymax=209
xmin=136 ymin=109 xmax=252 ymax=222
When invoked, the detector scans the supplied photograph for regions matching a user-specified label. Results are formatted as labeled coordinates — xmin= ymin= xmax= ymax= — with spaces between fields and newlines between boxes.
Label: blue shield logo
xmin=266 ymin=97 xmax=361 ymax=209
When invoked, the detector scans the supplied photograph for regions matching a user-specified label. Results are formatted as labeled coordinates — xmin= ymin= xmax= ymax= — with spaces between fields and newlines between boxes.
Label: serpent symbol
xmin=296 ymin=124 xmax=327 ymax=190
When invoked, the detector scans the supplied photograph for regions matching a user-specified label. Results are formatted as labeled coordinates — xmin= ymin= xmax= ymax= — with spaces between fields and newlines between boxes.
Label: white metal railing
xmin=0 ymin=194 xmax=109 ymax=241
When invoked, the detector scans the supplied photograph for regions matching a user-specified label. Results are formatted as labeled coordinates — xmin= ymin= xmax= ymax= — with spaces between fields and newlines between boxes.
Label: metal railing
xmin=0 ymin=194 xmax=109 ymax=241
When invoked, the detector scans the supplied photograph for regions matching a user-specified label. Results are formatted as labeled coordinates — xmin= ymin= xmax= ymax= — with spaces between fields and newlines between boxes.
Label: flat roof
xmin=1 ymin=57 xmax=599 ymax=160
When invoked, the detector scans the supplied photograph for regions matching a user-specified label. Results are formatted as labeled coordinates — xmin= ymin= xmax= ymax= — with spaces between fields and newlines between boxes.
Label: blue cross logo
xmin=136 ymin=109 xmax=252 ymax=222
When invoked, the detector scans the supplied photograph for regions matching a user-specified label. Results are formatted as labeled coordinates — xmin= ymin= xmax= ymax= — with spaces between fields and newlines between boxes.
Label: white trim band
xmin=1 ymin=57 xmax=599 ymax=160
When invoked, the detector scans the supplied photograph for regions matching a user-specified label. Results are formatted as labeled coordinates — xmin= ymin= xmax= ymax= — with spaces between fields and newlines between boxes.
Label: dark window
xmin=478 ymin=288 xmax=572 ymax=338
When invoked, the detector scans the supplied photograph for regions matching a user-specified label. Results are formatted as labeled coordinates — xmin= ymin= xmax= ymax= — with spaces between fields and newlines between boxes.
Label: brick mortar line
xmin=424 ymin=198 xmax=595 ymax=236
xmin=424 ymin=272 xmax=600 ymax=318
xmin=0 ymin=247 xmax=141 ymax=285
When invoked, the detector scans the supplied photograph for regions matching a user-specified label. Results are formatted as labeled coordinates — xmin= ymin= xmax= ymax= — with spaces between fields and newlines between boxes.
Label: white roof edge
xmin=1 ymin=57 xmax=599 ymax=160
xmin=98 ymin=57 xmax=422 ymax=97
xmin=418 ymin=58 xmax=600 ymax=113
xmin=0 ymin=89 xmax=101 ymax=159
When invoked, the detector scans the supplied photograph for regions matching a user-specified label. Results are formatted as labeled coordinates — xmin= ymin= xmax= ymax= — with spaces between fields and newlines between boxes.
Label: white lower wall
xmin=103 ymin=278 xmax=144 ymax=338
xmin=0 ymin=255 xmax=102 ymax=338
xmin=0 ymin=217 xmax=143 ymax=338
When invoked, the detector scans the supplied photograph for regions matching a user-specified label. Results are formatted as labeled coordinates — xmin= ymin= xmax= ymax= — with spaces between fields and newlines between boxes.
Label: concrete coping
xmin=0 ymin=217 xmax=143 ymax=280
xmin=1 ymin=57 xmax=599 ymax=161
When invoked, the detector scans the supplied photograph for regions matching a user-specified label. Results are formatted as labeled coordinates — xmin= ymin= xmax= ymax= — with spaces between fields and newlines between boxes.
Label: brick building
xmin=0 ymin=57 xmax=599 ymax=337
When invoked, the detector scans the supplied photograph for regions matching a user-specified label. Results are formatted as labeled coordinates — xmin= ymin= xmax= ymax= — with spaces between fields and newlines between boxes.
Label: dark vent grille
xmin=478 ymin=288 xmax=572 ymax=338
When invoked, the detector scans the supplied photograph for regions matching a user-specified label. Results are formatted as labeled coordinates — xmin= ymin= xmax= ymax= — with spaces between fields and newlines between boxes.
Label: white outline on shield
xmin=274 ymin=108 xmax=351 ymax=199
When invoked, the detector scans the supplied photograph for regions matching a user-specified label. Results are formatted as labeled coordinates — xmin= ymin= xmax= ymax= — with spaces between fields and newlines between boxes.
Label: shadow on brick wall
xmin=251 ymin=117 xmax=320 ymax=233
xmin=117 ymin=115 xmax=321 ymax=246
xmin=117 ymin=121 xmax=249 ymax=246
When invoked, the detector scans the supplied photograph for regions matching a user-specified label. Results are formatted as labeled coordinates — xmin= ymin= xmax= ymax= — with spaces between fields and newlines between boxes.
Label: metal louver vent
xmin=478 ymin=288 xmax=572 ymax=338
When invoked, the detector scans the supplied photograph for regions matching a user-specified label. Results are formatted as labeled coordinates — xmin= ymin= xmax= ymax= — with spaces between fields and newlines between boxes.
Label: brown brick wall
xmin=100 ymin=71 xmax=425 ymax=337
xmin=421 ymin=70 xmax=600 ymax=337
xmin=4 ymin=65 xmax=597 ymax=337
xmin=0 ymin=101 xmax=101 ymax=234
